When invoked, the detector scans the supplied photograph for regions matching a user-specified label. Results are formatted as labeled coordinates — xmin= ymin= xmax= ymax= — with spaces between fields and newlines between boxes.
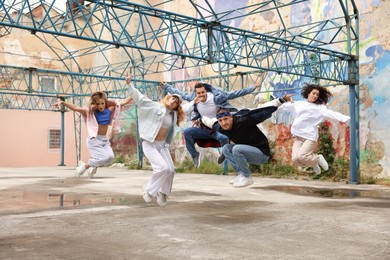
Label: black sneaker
xmin=217 ymin=153 xmax=225 ymax=164
xmin=193 ymin=154 xmax=201 ymax=169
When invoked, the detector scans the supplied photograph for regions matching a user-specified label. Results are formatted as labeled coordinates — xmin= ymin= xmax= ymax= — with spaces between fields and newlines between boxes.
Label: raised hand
xmin=282 ymin=92 xmax=295 ymax=102
xmin=253 ymin=79 xmax=262 ymax=90
xmin=125 ymin=72 xmax=132 ymax=85
xmin=193 ymin=96 xmax=201 ymax=104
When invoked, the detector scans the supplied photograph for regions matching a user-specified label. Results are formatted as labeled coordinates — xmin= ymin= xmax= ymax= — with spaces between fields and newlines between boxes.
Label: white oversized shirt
xmin=197 ymin=92 xmax=218 ymax=118
xmin=279 ymin=101 xmax=350 ymax=142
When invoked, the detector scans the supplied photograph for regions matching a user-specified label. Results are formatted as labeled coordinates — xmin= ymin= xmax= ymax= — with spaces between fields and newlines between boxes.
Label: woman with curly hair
xmin=279 ymin=83 xmax=350 ymax=175
xmin=54 ymin=92 xmax=133 ymax=178
xmin=125 ymin=74 xmax=185 ymax=207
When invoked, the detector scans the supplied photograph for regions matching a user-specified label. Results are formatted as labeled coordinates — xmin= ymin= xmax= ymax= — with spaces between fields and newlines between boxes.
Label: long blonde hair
xmin=161 ymin=94 xmax=185 ymax=126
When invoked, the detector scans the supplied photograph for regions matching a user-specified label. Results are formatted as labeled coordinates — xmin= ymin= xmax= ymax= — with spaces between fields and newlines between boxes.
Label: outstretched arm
xmin=245 ymin=93 xmax=293 ymax=123
xmin=118 ymin=97 xmax=134 ymax=107
xmin=53 ymin=100 xmax=86 ymax=116
xmin=213 ymin=80 xmax=262 ymax=103
xmin=323 ymin=107 xmax=350 ymax=123
xmin=258 ymin=93 xmax=294 ymax=108
xmin=160 ymin=82 xmax=194 ymax=101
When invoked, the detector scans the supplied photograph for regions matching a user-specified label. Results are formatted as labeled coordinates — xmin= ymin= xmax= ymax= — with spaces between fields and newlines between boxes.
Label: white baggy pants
xmin=142 ymin=140 xmax=175 ymax=196
xmin=86 ymin=135 xmax=115 ymax=167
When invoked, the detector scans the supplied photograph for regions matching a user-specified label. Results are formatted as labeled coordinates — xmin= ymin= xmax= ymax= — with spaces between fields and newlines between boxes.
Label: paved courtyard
xmin=0 ymin=167 xmax=389 ymax=259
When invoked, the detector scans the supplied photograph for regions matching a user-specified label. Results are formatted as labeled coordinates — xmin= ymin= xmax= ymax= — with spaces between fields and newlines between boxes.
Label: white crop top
xmin=161 ymin=109 xmax=173 ymax=129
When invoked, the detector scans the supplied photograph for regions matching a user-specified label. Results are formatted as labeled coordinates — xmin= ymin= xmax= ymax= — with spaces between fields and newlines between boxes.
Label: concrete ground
xmin=0 ymin=167 xmax=389 ymax=260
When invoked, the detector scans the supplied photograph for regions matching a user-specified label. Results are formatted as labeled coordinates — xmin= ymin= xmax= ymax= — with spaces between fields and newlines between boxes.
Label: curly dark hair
xmin=301 ymin=83 xmax=332 ymax=105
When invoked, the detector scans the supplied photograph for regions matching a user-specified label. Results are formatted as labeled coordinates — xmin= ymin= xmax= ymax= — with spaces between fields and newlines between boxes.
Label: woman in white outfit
xmin=278 ymin=83 xmax=350 ymax=175
xmin=125 ymin=74 xmax=185 ymax=207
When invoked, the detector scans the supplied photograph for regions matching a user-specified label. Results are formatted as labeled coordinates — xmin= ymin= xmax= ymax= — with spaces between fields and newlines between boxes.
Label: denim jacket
xmin=126 ymin=83 xmax=178 ymax=144
xmin=163 ymin=83 xmax=256 ymax=120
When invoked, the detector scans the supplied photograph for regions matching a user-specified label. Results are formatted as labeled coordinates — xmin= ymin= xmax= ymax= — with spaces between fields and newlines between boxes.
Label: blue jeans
xmin=222 ymin=144 xmax=269 ymax=177
xmin=184 ymin=126 xmax=229 ymax=158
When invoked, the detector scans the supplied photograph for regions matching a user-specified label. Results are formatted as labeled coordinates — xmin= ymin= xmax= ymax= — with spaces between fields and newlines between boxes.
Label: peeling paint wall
xmin=152 ymin=0 xmax=389 ymax=178
xmin=221 ymin=0 xmax=389 ymax=178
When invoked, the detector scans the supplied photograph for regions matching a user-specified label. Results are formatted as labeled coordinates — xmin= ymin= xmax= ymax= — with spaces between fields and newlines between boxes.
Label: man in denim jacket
xmin=161 ymin=81 xmax=260 ymax=168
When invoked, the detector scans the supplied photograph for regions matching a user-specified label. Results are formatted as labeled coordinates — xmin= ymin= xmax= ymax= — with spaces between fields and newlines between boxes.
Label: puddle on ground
xmin=0 ymin=176 xmax=55 ymax=179
xmin=0 ymin=190 xmax=141 ymax=214
xmin=255 ymin=186 xmax=390 ymax=200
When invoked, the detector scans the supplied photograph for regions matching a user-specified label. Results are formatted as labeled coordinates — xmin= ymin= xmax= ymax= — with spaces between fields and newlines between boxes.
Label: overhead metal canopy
xmin=0 ymin=0 xmax=359 ymax=183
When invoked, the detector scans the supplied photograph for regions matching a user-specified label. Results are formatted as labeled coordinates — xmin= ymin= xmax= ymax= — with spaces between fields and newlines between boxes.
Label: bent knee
xmin=231 ymin=145 xmax=244 ymax=155
xmin=292 ymin=156 xmax=300 ymax=166
xmin=184 ymin=127 xmax=194 ymax=136
xmin=292 ymin=154 xmax=310 ymax=167
xmin=159 ymin=165 xmax=174 ymax=175
xmin=222 ymin=144 xmax=231 ymax=154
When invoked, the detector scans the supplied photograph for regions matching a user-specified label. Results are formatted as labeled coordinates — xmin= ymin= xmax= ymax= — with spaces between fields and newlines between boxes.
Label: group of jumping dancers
xmin=54 ymin=74 xmax=350 ymax=207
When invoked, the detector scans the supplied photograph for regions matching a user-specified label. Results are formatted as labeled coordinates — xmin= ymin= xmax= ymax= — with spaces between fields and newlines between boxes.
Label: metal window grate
xmin=49 ymin=129 xmax=61 ymax=149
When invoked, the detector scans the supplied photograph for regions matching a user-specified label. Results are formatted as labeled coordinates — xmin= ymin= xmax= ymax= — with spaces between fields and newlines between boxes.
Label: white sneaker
xmin=229 ymin=175 xmax=242 ymax=184
xmin=142 ymin=192 xmax=152 ymax=203
xmin=156 ymin=191 xmax=167 ymax=207
xmin=233 ymin=176 xmax=254 ymax=188
xmin=318 ymin=154 xmax=329 ymax=171
xmin=313 ymin=164 xmax=321 ymax=175
xmin=75 ymin=161 xmax=87 ymax=178
xmin=88 ymin=167 xmax=97 ymax=178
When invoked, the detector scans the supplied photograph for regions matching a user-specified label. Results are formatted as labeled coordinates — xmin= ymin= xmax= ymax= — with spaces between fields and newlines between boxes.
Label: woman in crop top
xmin=278 ymin=83 xmax=350 ymax=175
xmin=54 ymin=91 xmax=133 ymax=178
xmin=125 ymin=73 xmax=185 ymax=207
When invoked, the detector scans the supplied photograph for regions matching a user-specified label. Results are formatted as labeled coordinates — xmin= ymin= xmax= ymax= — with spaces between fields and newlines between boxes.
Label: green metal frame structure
xmin=0 ymin=0 xmax=359 ymax=182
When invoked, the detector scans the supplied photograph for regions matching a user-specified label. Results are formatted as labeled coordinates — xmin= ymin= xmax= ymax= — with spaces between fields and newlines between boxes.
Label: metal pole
xmin=59 ymin=97 xmax=66 ymax=166
xmin=341 ymin=0 xmax=360 ymax=183
xmin=349 ymin=85 xmax=357 ymax=183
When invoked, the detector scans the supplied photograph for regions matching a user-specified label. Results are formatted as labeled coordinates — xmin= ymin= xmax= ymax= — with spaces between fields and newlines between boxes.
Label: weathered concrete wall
xmin=0 ymin=109 xmax=89 ymax=167
xmin=357 ymin=0 xmax=390 ymax=178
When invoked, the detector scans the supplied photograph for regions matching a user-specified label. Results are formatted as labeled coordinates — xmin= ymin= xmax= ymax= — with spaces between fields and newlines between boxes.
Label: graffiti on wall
xmin=112 ymin=0 xmax=389 ymax=178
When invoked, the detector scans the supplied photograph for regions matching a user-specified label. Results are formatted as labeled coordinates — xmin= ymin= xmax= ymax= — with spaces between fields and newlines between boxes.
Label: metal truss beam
xmin=0 ymin=63 xmax=321 ymax=112
xmin=0 ymin=64 xmax=163 ymax=111
xmin=0 ymin=0 xmax=352 ymax=84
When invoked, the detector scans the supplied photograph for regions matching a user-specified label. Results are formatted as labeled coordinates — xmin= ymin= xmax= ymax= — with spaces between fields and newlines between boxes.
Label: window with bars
xmin=39 ymin=76 xmax=56 ymax=109
xmin=49 ymin=128 xmax=61 ymax=149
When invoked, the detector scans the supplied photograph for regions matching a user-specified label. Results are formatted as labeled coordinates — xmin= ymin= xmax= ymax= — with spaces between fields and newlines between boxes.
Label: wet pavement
xmin=0 ymin=167 xmax=389 ymax=259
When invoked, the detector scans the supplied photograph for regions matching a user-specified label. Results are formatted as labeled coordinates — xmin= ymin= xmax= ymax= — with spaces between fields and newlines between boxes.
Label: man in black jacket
xmin=161 ymin=81 xmax=260 ymax=168
xmin=202 ymin=94 xmax=293 ymax=187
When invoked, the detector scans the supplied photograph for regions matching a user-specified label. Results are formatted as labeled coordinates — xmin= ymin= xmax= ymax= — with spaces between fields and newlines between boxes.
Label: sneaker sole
xmin=88 ymin=168 xmax=97 ymax=178
xmin=233 ymin=181 xmax=254 ymax=188
xmin=194 ymin=155 xmax=201 ymax=169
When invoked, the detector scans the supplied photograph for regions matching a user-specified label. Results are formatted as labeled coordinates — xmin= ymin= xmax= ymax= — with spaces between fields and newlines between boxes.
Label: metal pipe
xmin=59 ymin=97 xmax=66 ymax=166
